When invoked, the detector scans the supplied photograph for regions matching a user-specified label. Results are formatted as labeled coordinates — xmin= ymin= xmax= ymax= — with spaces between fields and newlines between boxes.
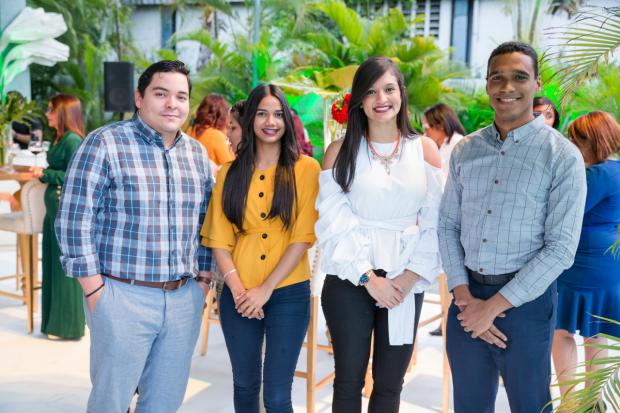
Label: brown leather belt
xmin=104 ymin=274 xmax=190 ymax=291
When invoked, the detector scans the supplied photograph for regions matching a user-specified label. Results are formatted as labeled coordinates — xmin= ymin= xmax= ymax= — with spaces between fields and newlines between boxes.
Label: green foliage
xmin=563 ymin=64 xmax=620 ymax=128
xmin=28 ymin=0 xmax=134 ymax=132
xmin=607 ymin=225 xmax=620 ymax=259
xmin=551 ymin=317 xmax=620 ymax=412
xmin=452 ymin=90 xmax=495 ymax=134
xmin=542 ymin=7 xmax=620 ymax=107
xmin=0 ymin=92 xmax=38 ymax=130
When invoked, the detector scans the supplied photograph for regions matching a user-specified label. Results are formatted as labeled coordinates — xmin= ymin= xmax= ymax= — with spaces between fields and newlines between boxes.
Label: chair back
xmin=20 ymin=180 xmax=47 ymax=234
xmin=308 ymin=246 xmax=325 ymax=297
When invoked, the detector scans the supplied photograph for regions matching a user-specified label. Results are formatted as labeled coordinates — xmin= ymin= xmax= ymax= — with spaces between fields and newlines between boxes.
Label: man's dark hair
xmin=137 ymin=60 xmax=191 ymax=97
xmin=487 ymin=41 xmax=539 ymax=78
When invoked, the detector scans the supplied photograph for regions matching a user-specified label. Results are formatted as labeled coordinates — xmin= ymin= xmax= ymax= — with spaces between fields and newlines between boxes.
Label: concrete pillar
xmin=0 ymin=0 xmax=31 ymax=99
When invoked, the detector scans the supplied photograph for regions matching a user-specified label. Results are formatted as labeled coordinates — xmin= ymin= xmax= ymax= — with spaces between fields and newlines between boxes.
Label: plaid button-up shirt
xmin=56 ymin=115 xmax=215 ymax=282
xmin=438 ymin=115 xmax=587 ymax=307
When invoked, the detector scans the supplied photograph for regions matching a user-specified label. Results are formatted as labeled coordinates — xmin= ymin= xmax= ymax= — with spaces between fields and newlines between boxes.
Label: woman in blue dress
xmin=552 ymin=111 xmax=620 ymax=397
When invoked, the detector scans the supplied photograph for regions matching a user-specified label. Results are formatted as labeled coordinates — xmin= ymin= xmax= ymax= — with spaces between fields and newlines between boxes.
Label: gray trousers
xmin=84 ymin=277 xmax=205 ymax=413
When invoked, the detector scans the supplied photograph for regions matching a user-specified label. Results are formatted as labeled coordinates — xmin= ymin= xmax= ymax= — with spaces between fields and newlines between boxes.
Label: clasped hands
xmin=365 ymin=270 xmax=420 ymax=309
xmin=453 ymin=285 xmax=512 ymax=349
xmin=232 ymin=284 xmax=271 ymax=320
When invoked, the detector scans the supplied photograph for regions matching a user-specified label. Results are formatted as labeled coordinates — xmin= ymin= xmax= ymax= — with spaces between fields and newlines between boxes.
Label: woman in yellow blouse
xmin=202 ymin=84 xmax=320 ymax=413
xmin=187 ymin=93 xmax=235 ymax=165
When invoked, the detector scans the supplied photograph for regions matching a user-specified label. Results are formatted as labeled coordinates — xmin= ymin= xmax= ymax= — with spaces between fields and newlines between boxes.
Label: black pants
xmin=321 ymin=273 xmax=424 ymax=413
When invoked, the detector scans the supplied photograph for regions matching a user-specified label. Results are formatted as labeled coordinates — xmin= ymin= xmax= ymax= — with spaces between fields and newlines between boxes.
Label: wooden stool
xmin=200 ymin=284 xmax=220 ymax=356
xmin=294 ymin=247 xmax=335 ymax=413
xmin=363 ymin=273 xmax=452 ymax=413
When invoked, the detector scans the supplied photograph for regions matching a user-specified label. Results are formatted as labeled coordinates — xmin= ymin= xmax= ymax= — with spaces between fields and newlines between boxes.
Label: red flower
xmin=331 ymin=93 xmax=351 ymax=125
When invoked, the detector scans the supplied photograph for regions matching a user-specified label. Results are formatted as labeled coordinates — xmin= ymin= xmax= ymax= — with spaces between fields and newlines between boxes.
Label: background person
xmin=188 ymin=93 xmax=235 ymax=165
xmin=203 ymin=84 xmax=320 ymax=413
xmin=227 ymin=100 xmax=245 ymax=155
xmin=291 ymin=108 xmax=314 ymax=157
xmin=316 ymin=56 xmax=443 ymax=413
xmin=552 ymin=111 xmax=620 ymax=398
xmin=32 ymin=94 xmax=85 ymax=339
xmin=533 ymin=96 xmax=560 ymax=129
xmin=422 ymin=103 xmax=466 ymax=176
xmin=422 ymin=102 xmax=467 ymax=337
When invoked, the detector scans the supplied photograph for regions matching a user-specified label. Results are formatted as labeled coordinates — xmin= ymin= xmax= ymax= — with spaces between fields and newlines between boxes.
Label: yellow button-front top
xmin=202 ymin=155 xmax=320 ymax=290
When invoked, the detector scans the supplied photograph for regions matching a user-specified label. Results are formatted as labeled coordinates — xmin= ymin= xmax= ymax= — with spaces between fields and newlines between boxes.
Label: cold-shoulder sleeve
xmin=406 ymin=163 xmax=443 ymax=291
xmin=314 ymin=170 xmax=372 ymax=285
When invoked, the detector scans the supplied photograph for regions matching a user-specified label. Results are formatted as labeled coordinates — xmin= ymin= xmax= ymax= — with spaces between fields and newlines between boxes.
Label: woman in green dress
xmin=32 ymin=94 xmax=85 ymax=339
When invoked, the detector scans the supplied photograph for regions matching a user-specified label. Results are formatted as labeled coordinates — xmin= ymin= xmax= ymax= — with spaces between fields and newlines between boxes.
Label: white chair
xmin=0 ymin=180 xmax=47 ymax=333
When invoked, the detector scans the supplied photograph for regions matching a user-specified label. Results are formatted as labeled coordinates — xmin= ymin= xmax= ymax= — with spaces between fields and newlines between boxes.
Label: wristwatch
xmin=358 ymin=269 xmax=373 ymax=287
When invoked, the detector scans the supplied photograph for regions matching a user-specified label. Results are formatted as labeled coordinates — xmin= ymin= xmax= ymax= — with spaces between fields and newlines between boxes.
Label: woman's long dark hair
xmin=333 ymin=57 xmax=414 ymax=192
xmin=222 ymin=84 xmax=300 ymax=232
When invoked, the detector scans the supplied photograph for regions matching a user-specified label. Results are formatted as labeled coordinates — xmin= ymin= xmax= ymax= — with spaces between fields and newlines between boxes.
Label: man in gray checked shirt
xmin=438 ymin=41 xmax=587 ymax=413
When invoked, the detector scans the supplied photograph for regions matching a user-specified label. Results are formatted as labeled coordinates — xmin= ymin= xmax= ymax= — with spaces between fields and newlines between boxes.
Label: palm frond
xmin=605 ymin=225 xmax=620 ymax=258
xmin=551 ymin=317 xmax=620 ymax=412
xmin=312 ymin=0 xmax=366 ymax=48
xmin=541 ymin=7 xmax=620 ymax=107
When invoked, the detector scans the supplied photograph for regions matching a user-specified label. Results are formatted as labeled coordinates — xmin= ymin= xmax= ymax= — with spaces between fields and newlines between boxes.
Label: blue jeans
xmin=219 ymin=281 xmax=311 ymax=413
xmin=84 ymin=277 xmax=205 ymax=413
xmin=446 ymin=277 xmax=557 ymax=413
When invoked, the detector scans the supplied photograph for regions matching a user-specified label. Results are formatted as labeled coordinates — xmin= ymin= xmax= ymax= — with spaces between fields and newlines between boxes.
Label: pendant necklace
xmin=366 ymin=133 xmax=401 ymax=174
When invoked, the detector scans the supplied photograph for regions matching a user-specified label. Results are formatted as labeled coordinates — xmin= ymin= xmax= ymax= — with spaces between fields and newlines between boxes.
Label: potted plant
xmin=0 ymin=92 xmax=38 ymax=166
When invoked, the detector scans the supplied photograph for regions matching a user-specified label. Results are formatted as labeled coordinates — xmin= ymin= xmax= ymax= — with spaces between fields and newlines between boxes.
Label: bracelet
xmin=85 ymin=283 xmax=105 ymax=298
xmin=222 ymin=268 xmax=237 ymax=280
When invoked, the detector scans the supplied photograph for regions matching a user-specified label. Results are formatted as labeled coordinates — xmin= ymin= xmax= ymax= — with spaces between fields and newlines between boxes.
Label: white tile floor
xmin=0 ymin=180 xmax=533 ymax=413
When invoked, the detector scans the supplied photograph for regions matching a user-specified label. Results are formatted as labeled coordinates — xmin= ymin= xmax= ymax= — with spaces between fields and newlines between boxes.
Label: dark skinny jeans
xmin=321 ymin=272 xmax=424 ymax=413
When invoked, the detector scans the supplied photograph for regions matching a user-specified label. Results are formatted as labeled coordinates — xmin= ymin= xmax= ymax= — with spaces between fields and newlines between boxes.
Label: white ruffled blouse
xmin=315 ymin=136 xmax=444 ymax=345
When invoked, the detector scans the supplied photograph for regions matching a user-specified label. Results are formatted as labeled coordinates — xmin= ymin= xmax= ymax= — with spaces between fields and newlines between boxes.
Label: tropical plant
xmin=277 ymin=0 xmax=466 ymax=124
xmin=0 ymin=91 xmax=38 ymax=128
xmin=561 ymin=63 xmax=620 ymax=128
xmin=27 ymin=0 xmax=135 ymax=132
xmin=542 ymin=6 xmax=620 ymax=107
xmin=550 ymin=317 xmax=620 ymax=412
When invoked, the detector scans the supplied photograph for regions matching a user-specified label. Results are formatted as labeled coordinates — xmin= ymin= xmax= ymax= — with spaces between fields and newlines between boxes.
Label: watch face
xmin=359 ymin=274 xmax=370 ymax=286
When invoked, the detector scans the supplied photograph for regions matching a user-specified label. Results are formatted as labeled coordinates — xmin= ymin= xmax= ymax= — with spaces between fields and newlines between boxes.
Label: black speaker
xmin=104 ymin=62 xmax=135 ymax=112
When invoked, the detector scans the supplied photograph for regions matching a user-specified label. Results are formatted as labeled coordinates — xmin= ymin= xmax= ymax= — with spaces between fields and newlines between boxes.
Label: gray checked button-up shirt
xmin=56 ymin=115 xmax=215 ymax=282
xmin=438 ymin=115 xmax=587 ymax=307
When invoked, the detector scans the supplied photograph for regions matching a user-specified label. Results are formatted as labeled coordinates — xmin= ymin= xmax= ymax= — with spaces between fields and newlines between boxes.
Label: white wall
xmin=437 ymin=0 xmax=454 ymax=50
xmin=129 ymin=7 xmax=162 ymax=64
xmin=174 ymin=7 xmax=205 ymax=73
xmin=469 ymin=0 xmax=620 ymax=77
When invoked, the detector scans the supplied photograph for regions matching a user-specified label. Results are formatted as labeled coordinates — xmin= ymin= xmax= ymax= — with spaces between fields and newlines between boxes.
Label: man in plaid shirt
xmin=56 ymin=60 xmax=215 ymax=412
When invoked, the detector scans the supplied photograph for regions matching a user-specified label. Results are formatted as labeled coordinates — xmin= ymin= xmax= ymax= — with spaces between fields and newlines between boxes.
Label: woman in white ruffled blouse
xmin=315 ymin=57 xmax=443 ymax=413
